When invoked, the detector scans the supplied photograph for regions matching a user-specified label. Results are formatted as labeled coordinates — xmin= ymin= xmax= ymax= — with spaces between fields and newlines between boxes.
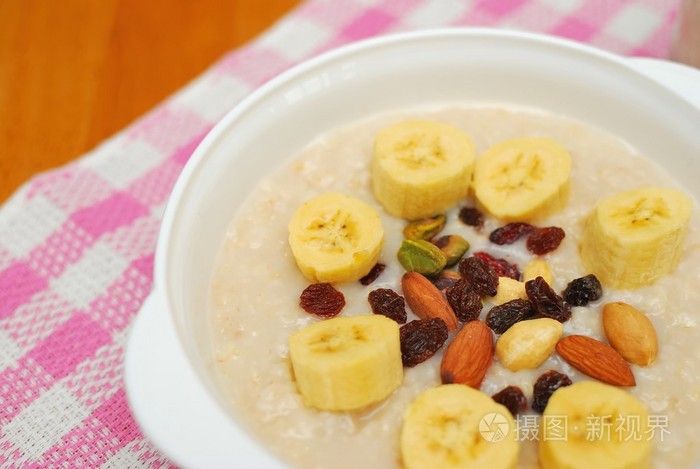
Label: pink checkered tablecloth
xmin=0 ymin=0 xmax=682 ymax=467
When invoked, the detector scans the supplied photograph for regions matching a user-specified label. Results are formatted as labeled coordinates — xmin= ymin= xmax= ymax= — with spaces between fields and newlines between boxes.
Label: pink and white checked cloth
xmin=0 ymin=0 xmax=681 ymax=467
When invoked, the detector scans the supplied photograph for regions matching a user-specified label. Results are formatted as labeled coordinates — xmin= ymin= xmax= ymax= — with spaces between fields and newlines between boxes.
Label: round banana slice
xmin=579 ymin=187 xmax=692 ymax=289
xmin=540 ymin=381 xmax=652 ymax=469
xmin=289 ymin=314 xmax=402 ymax=411
xmin=401 ymin=384 xmax=519 ymax=469
xmin=288 ymin=192 xmax=384 ymax=283
xmin=473 ymin=137 xmax=571 ymax=221
xmin=372 ymin=120 xmax=475 ymax=220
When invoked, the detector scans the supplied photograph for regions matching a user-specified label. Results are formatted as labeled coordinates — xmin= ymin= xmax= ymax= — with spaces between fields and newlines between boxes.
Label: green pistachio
xmin=433 ymin=269 xmax=462 ymax=291
xmin=397 ymin=239 xmax=447 ymax=277
xmin=432 ymin=234 xmax=470 ymax=267
xmin=402 ymin=214 xmax=447 ymax=241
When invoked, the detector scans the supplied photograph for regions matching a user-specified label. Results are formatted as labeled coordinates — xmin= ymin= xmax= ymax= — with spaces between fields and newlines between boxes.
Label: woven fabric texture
xmin=0 ymin=0 xmax=681 ymax=467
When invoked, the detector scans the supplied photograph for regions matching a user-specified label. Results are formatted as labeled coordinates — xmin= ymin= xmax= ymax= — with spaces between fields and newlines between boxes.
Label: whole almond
xmin=401 ymin=272 xmax=458 ymax=331
xmin=440 ymin=320 xmax=494 ymax=388
xmin=496 ymin=318 xmax=563 ymax=371
xmin=602 ymin=302 xmax=658 ymax=366
xmin=556 ymin=335 xmax=635 ymax=386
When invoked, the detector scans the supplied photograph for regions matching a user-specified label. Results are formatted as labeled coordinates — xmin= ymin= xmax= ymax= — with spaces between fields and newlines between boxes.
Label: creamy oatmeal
xmin=209 ymin=106 xmax=700 ymax=468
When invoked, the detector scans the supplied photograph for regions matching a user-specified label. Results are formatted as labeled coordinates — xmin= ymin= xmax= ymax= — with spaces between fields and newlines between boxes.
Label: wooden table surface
xmin=0 ymin=0 xmax=300 ymax=203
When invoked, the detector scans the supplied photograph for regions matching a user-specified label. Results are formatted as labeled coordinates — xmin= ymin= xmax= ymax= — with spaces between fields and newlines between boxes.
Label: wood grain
xmin=0 ymin=0 xmax=299 ymax=203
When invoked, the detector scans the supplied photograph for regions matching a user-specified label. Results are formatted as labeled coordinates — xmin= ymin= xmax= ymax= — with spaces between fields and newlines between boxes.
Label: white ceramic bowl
xmin=124 ymin=28 xmax=700 ymax=468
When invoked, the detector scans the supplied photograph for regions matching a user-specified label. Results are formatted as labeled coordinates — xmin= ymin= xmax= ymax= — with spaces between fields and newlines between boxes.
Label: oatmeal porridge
xmin=209 ymin=105 xmax=700 ymax=468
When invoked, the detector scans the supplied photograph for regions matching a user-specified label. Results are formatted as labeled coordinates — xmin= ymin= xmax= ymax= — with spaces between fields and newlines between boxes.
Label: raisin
xmin=445 ymin=278 xmax=483 ymax=322
xmin=526 ymin=226 xmax=566 ymax=255
xmin=492 ymin=386 xmax=527 ymax=416
xmin=299 ymin=283 xmax=345 ymax=318
xmin=485 ymin=299 xmax=536 ymax=334
xmin=532 ymin=370 xmax=572 ymax=413
xmin=368 ymin=288 xmax=407 ymax=324
xmin=473 ymin=251 xmax=521 ymax=281
xmin=459 ymin=256 xmax=499 ymax=297
xmin=399 ymin=318 xmax=449 ymax=367
xmin=525 ymin=277 xmax=571 ymax=323
xmin=359 ymin=263 xmax=386 ymax=286
xmin=489 ymin=222 xmax=534 ymax=245
xmin=458 ymin=207 xmax=484 ymax=229
xmin=431 ymin=270 xmax=462 ymax=292
xmin=562 ymin=274 xmax=603 ymax=306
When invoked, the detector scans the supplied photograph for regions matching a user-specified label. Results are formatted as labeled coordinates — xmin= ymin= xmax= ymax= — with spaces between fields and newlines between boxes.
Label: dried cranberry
xmin=489 ymin=222 xmax=534 ymax=245
xmin=458 ymin=207 xmax=484 ymax=229
xmin=299 ymin=283 xmax=345 ymax=318
xmin=445 ymin=278 xmax=483 ymax=322
xmin=526 ymin=226 xmax=565 ymax=255
xmin=562 ymin=274 xmax=603 ymax=306
xmin=485 ymin=299 xmax=536 ymax=334
xmin=492 ymin=386 xmax=527 ymax=416
xmin=473 ymin=251 xmax=521 ymax=281
xmin=532 ymin=370 xmax=572 ymax=413
xmin=459 ymin=256 xmax=499 ymax=297
xmin=359 ymin=263 xmax=386 ymax=286
xmin=399 ymin=318 xmax=449 ymax=367
xmin=431 ymin=270 xmax=462 ymax=292
xmin=368 ymin=288 xmax=407 ymax=324
xmin=525 ymin=277 xmax=571 ymax=323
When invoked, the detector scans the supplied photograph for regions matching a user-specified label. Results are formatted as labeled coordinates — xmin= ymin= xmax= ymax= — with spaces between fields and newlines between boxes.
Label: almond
xmin=401 ymin=272 xmax=458 ymax=331
xmin=495 ymin=318 xmax=563 ymax=371
xmin=602 ymin=302 xmax=658 ymax=366
xmin=440 ymin=320 xmax=493 ymax=388
xmin=556 ymin=335 xmax=635 ymax=386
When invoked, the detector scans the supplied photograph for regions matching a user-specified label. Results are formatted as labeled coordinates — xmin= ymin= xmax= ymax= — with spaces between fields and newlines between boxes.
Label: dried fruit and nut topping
xmin=403 ymin=214 xmax=447 ymax=241
xmin=525 ymin=276 xmax=572 ymax=323
xmin=473 ymin=251 xmax=521 ymax=281
xmin=368 ymin=288 xmax=407 ymax=324
xmin=432 ymin=234 xmax=470 ymax=266
xmin=602 ymin=302 xmax=658 ymax=367
xmin=401 ymin=272 xmax=459 ymax=331
xmin=485 ymin=299 xmax=535 ymax=334
xmin=492 ymin=386 xmax=527 ymax=417
xmin=489 ymin=222 xmax=535 ymax=245
xmin=359 ymin=263 xmax=386 ymax=286
xmin=399 ymin=318 xmax=448 ymax=367
xmin=532 ymin=370 xmax=572 ymax=413
xmin=459 ymin=255 xmax=499 ymax=297
xmin=492 ymin=277 xmax=527 ymax=306
xmin=397 ymin=239 xmax=446 ymax=277
xmin=445 ymin=278 xmax=483 ymax=323
xmin=299 ymin=283 xmax=346 ymax=318
xmin=440 ymin=320 xmax=494 ymax=388
xmin=431 ymin=270 xmax=461 ymax=292
xmin=556 ymin=335 xmax=636 ymax=386
xmin=458 ymin=206 xmax=484 ymax=229
xmin=526 ymin=226 xmax=566 ymax=255
xmin=495 ymin=317 xmax=563 ymax=372
xmin=562 ymin=274 xmax=603 ymax=306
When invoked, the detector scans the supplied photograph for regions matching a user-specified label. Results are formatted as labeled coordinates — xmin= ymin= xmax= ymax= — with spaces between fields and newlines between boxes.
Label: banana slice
xmin=473 ymin=137 xmax=571 ymax=221
xmin=579 ymin=187 xmax=692 ymax=289
xmin=288 ymin=193 xmax=384 ymax=283
xmin=372 ymin=120 xmax=475 ymax=220
xmin=289 ymin=314 xmax=402 ymax=411
xmin=401 ymin=384 xmax=519 ymax=469
xmin=540 ymin=381 xmax=651 ymax=469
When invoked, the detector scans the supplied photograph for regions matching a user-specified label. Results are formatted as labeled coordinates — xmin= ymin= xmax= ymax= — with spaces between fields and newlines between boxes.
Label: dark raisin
xmin=532 ymin=370 xmax=572 ymax=413
xmin=399 ymin=318 xmax=449 ymax=367
xmin=492 ymin=386 xmax=527 ymax=416
xmin=525 ymin=277 xmax=571 ymax=323
xmin=489 ymin=222 xmax=534 ymax=245
xmin=473 ymin=251 xmax=521 ymax=281
xmin=458 ymin=207 xmax=484 ymax=229
xmin=459 ymin=256 xmax=499 ymax=297
xmin=526 ymin=226 xmax=566 ymax=255
xmin=562 ymin=274 xmax=603 ymax=306
xmin=445 ymin=278 xmax=483 ymax=322
xmin=359 ymin=263 xmax=386 ymax=286
xmin=485 ymin=299 xmax=536 ymax=334
xmin=299 ymin=283 xmax=345 ymax=318
xmin=431 ymin=270 xmax=462 ymax=292
xmin=368 ymin=288 xmax=407 ymax=324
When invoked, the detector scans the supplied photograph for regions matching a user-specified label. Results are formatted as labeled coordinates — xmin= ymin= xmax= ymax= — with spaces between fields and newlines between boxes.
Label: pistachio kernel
xmin=402 ymin=214 xmax=447 ymax=241
xmin=432 ymin=234 xmax=470 ymax=266
xmin=397 ymin=239 xmax=447 ymax=277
